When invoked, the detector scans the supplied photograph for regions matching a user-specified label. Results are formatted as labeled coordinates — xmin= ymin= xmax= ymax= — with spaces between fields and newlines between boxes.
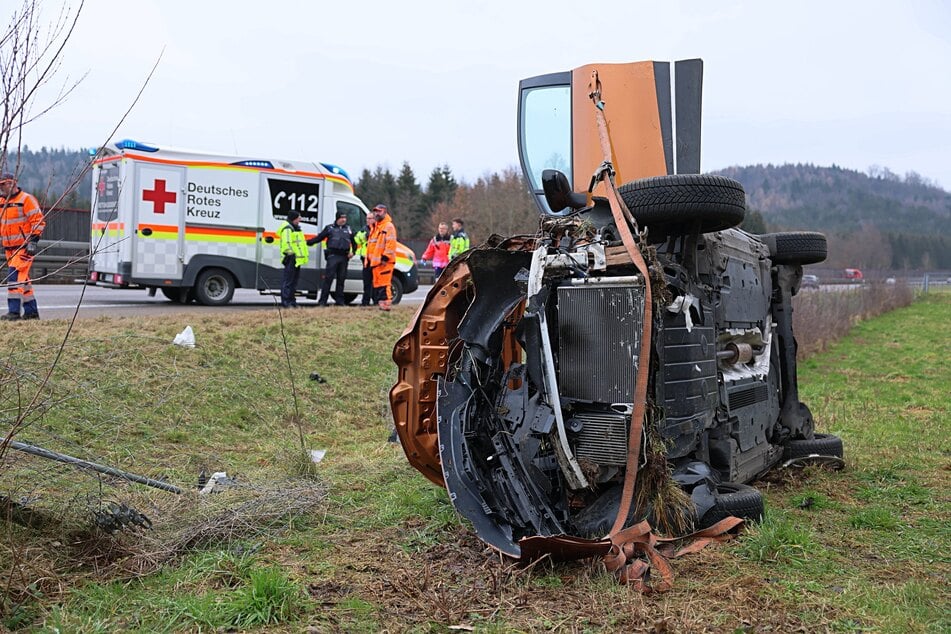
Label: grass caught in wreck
xmin=1 ymin=293 xmax=949 ymax=632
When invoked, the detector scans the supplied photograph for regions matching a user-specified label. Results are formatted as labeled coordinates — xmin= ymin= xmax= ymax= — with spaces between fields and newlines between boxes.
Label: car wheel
xmin=617 ymin=174 xmax=746 ymax=235
xmin=160 ymin=287 xmax=188 ymax=303
xmin=782 ymin=433 xmax=843 ymax=460
xmin=699 ymin=483 xmax=764 ymax=528
xmin=390 ymin=275 xmax=404 ymax=305
xmin=759 ymin=232 xmax=828 ymax=265
xmin=194 ymin=268 xmax=235 ymax=306
xmin=342 ymin=293 xmax=359 ymax=305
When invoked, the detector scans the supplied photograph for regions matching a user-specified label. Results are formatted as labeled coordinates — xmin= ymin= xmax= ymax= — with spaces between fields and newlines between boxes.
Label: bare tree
xmin=0 ymin=1 xmax=85 ymax=178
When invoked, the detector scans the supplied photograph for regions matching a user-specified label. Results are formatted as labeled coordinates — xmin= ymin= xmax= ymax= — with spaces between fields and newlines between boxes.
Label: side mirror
xmin=542 ymin=169 xmax=587 ymax=213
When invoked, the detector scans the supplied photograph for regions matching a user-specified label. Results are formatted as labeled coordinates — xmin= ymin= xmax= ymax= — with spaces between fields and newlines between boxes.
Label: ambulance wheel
xmin=194 ymin=268 xmax=235 ymax=306
xmin=390 ymin=276 xmax=404 ymax=305
xmin=343 ymin=293 xmax=359 ymax=305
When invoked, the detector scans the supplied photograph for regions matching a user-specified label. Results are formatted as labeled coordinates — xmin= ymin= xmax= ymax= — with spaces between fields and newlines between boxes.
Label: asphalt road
xmin=27 ymin=283 xmax=433 ymax=320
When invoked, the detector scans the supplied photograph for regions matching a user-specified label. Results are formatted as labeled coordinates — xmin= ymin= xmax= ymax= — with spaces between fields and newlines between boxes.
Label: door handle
xmin=140 ymin=227 xmax=153 ymax=236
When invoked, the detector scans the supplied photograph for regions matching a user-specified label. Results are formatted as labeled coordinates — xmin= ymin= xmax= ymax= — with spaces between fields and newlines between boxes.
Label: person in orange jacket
xmin=0 ymin=172 xmax=45 ymax=320
xmin=366 ymin=204 xmax=397 ymax=311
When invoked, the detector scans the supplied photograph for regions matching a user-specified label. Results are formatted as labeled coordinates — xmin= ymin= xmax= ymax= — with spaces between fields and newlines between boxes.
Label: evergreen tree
xmin=395 ymin=162 xmax=425 ymax=238
xmin=425 ymin=165 xmax=457 ymax=209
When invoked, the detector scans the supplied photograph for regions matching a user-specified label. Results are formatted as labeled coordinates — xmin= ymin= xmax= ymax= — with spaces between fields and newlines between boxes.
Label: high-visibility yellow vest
xmin=354 ymin=228 xmax=369 ymax=258
xmin=449 ymin=230 xmax=470 ymax=259
xmin=278 ymin=221 xmax=309 ymax=266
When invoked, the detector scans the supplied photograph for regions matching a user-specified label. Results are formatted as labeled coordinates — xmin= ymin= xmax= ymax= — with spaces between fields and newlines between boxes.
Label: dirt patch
xmin=304 ymin=519 xmax=827 ymax=631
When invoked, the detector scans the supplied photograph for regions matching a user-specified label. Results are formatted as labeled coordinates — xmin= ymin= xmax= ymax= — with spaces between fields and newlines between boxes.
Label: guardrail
xmin=31 ymin=239 xmax=89 ymax=282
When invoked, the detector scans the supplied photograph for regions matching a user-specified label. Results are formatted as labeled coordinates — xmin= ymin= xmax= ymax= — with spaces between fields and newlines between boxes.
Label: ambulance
xmin=88 ymin=140 xmax=418 ymax=305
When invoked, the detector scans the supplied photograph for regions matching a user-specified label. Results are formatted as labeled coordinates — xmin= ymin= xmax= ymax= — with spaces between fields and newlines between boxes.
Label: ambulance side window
xmin=336 ymin=201 xmax=365 ymax=229
xmin=267 ymin=178 xmax=320 ymax=224
xmin=95 ymin=163 xmax=120 ymax=221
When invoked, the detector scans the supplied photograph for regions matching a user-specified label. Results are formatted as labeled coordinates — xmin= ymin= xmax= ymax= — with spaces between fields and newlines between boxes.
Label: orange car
xmin=391 ymin=60 xmax=842 ymax=565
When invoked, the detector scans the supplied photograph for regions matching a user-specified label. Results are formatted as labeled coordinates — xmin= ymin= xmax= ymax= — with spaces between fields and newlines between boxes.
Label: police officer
xmin=278 ymin=210 xmax=308 ymax=308
xmin=310 ymin=209 xmax=355 ymax=306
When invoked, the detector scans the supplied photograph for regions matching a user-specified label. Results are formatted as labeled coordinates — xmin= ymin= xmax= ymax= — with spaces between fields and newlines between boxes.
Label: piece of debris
xmin=172 ymin=325 xmax=196 ymax=348
xmin=309 ymin=449 xmax=326 ymax=464
xmin=93 ymin=501 xmax=152 ymax=532
xmin=198 ymin=471 xmax=238 ymax=494
xmin=781 ymin=455 xmax=845 ymax=470
xmin=309 ymin=371 xmax=327 ymax=383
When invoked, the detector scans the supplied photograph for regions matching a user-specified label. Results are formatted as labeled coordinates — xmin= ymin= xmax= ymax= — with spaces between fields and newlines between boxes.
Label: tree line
xmin=354 ymin=163 xmax=539 ymax=243
xmin=8 ymin=148 xmax=950 ymax=270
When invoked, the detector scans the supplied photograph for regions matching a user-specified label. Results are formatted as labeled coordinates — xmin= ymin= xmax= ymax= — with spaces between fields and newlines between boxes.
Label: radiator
xmin=556 ymin=283 xmax=645 ymax=404
xmin=570 ymin=410 xmax=630 ymax=466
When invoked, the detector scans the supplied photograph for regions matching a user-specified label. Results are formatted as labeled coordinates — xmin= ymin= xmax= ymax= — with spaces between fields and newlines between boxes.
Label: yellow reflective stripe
xmin=184 ymin=233 xmax=255 ymax=243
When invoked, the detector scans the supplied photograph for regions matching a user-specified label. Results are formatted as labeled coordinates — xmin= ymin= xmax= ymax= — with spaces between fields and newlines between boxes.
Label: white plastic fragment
xmin=199 ymin=471 xmax=229 ymax=494
xmin=310 ymin=449 xmax=327 ymax=464
xmin=173 ymin=325 xmax=196 ymax=348
xmin=667 ymin=294 xmax=699 ymax=332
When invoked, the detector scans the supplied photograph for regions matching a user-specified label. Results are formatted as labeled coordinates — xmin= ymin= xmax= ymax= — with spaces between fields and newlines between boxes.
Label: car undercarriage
xmin=389 ymin=60 xmax=843 ymax=577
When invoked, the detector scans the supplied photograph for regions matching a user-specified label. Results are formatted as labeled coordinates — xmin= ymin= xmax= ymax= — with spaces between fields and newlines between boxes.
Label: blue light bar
xmin=231 ymin=160 xmax=274 ymax=169
xmin=320 ymin=162 xmax=351 ymax=182
xmin=116 ymin=139 xmax=159 ymax=152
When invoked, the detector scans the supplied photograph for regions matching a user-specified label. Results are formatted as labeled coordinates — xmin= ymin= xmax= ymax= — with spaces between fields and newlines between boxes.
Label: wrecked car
xmin=390 ymin=59 xmax=843 ymax=567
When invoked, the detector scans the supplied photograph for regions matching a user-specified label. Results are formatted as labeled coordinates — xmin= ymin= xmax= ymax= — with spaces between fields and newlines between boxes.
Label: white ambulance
xmin=89 ymin=139 xmax=418 ymax=305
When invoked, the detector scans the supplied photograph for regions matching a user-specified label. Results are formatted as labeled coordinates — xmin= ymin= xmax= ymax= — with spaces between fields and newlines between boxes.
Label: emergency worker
xmin=0 ymin=172 xmax=45 ymax=320
xmin=354 ymin=213 xmax=377 ymax=306
xmin=421 ymin=221 xmax=451 ymax=279
xmin=366 ymin=204 xmax=397 ymax=311
xmin=449 ymin=217 xmax=470 ymax=260
xmin=277 ymin=210 xmax=308 ymax=308
xmin=309 ymin=210 xmax=355 ymax=306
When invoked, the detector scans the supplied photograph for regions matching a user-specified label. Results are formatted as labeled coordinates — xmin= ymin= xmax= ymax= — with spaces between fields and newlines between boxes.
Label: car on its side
xmin=390 ymin=59 xmax=844 ymax=563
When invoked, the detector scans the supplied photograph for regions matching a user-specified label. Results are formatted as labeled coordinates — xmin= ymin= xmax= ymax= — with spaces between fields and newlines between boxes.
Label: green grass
xmin=0 ymin=294 xmax=948 ymax=632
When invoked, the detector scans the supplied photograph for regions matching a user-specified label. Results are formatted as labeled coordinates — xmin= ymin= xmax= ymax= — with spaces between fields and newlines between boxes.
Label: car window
xmin=336 ymin=200 xmax=365 ymax=229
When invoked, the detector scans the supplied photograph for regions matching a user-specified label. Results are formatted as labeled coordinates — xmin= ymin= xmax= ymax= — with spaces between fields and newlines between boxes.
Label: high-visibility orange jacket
xmin=366 ymin=212 xmax=397 ymax=268
xmin=1 ymin=189 xmax=44 ymax=249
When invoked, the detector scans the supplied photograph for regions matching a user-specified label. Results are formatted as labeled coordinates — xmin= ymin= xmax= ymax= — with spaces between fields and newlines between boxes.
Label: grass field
xmin=0 ymin=292 xmax=948 ymax=632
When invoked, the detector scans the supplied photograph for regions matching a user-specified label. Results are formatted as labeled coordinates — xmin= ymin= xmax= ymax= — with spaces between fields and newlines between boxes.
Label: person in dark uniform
xmin=309 ymin=210 xmax=355 ymax=306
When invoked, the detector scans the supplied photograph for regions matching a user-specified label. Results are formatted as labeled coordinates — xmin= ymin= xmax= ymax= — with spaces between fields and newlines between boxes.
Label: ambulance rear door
xmin=132 ymin=162 xmax=185 ymax=280
xmin=90 ymin=156 xmax=128 ymax=276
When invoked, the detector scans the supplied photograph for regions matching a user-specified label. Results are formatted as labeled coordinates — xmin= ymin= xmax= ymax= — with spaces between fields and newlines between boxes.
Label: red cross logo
xmin=142 ymin=179 xmax=177 ymax=214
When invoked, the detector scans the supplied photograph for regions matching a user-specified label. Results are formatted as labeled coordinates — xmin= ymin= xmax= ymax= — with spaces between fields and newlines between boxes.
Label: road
xmin=29 ymin=283 xmax=433 ymax=320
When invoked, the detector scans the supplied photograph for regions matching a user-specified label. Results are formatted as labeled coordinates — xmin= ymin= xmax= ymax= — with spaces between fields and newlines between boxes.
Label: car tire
xmin=617 ymin=174 xmax=746 ymax=235
xmin=194 ymin=268 xmax=235 ymax=306
xmin=699 ymin=483 xmax=764 ymax=528
xmin=759 ymin=231 xmax=828 ymax=265
xmin=390 ymin=275 xmax=404 ymax=305
xmin=782 ymin=433 xmax=843 ymax=460
xmin=343 ymin=293 xmax=359 ymax=305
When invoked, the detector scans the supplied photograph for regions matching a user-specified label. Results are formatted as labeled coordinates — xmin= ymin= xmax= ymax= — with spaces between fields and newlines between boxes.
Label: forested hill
xmin=3 ymin=146 xmax=93 ymax=208
xmin=714 ymin=163 xmax=950 ymax=270
xmin=714 ymin=163 xmax=950 ymax=235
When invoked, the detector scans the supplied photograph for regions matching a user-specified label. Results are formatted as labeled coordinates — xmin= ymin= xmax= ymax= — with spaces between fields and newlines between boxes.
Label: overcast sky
xmin=17 ymin=0 xmax=951 ymax=190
